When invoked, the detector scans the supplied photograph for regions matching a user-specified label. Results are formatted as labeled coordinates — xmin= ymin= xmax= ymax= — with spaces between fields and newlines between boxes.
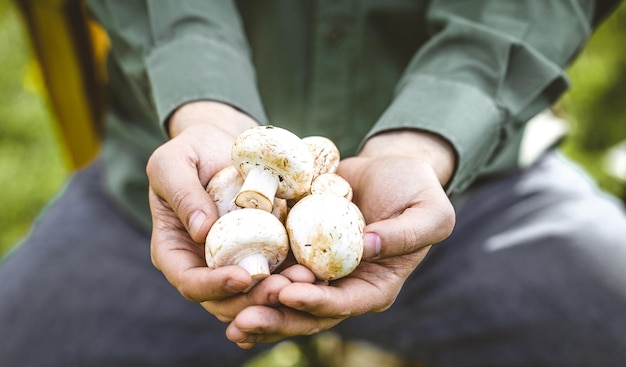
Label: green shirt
xmin=86 ymin=0 xmax=608 ymax=232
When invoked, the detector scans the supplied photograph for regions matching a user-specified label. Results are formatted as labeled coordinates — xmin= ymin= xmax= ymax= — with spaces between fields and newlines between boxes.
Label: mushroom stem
xmin=235 ymin=168 xmax=278 ymax=212
xmin=237 ymin=253 xmax=271 ymax=281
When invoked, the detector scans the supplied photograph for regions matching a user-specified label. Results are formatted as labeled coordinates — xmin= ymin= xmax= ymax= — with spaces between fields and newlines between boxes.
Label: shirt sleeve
xmin=364 ymin=0 xmax=598 ymax=194
xmin=86 ymin=0 xmax=268 ymax=135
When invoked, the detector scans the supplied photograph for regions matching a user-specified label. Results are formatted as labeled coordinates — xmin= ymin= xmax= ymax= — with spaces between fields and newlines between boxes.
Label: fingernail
xmin=189 ymin=210 xmax=207 ymax=238
xmin=363 ymin=232 xmax=382 ymax=260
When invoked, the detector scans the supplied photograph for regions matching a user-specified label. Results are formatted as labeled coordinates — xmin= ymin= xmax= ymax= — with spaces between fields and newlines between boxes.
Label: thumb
xmin=362 ymin=194 xmax=455 ymax=261
xmin=146 ymin=146 xmax=218 ymax=243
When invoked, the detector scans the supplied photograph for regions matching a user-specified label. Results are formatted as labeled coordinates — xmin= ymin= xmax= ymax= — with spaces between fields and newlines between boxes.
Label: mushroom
xmin=232 ymin=126 xmax=314 ymax=212
xmin=287 ymin=136 xmax=341 ymax=207
xmin=286 ymin=193 xmax=365 ymax=281
xmin=310 ymin=173 xmax=353 ymax=201
xmin=271 ymin=197 xmax=289 ymax=224
xmin=302 ymin=136 xmax=340 ymax=179
xmin=206 ymin=208 xmax=289 ymax=290
xmin=206 ymin=166 xmax=242 ymax=217
xmin=206 ymin=165 xmax=289 ymax=222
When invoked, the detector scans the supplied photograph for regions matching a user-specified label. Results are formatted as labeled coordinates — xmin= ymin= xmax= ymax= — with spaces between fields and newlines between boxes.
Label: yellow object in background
xmin=16 ymin=0 xmax=108 ymax=168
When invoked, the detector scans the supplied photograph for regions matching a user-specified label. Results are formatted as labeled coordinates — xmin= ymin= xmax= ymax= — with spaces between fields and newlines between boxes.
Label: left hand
xmin=224 ymin=130 xmax=457 ymax=348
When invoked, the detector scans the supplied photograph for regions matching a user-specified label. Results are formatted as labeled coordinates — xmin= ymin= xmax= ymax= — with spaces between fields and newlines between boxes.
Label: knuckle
xmin=215 ymin=314 xmax=234 ymax=323
xmin=402 ymin=226 xmax=424 ymax=253
xmin=169 ymin=187 xmax=193 ymax=216
xmin=176 ymin=273 xmax=201 ymax=302
xmin=203 ymin=303 xmax=235 ymax=323
xmin=177 ymin=284 xmax=198 ymax=302
xmin=373 ymin=301 xmax=394 ymax=313
xmin=146 ymin=145 xmax=167 ymax=179
xmin=150 ymin=249 xmax=161 ymax=271
xmin=437 ymin=202 xmax=457 ymax=240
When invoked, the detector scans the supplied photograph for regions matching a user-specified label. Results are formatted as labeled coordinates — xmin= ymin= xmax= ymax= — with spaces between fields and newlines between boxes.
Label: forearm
xmin=88 ymin=0 xmax=267 ymax=136
xmin=364 ymin=0 xmax=596 ymax=195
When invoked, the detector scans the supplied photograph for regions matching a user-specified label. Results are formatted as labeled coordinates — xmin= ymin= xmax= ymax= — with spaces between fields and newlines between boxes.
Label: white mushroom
xmin=206 ymin=166 xmax=242 ymax=217
xmin=207 ymin=165 xmax=288 ymax=222
xmin=271 ymin=197 xmax=289 ymax=224
xmin=206 ymin=208 xmax=289 ymax=291
xmin=286 ymin=193 xmax=365 ymax=281
xmin=310 ymin=173 xmax=353 ymax=201
xmin=287 ymin=136 xmax=341 ymax=207
xmin=232 ymin=126 xmax=314 ymax=212
xmin=302 ymin=136 xmax=340 ymax=179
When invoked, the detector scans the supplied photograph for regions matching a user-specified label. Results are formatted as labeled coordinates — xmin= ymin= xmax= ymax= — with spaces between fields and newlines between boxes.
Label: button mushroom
xmin=286 ymin=193 xmax=365 ymax=281
xmin=310 ymin=172 xmax=353 ymax=201
xmin=232 ymin=126 xmax=314 ymax=212
xmin=205 ymin=208 xmax=289 ymax=290
xmin=287 ymin=136 xmax=341 ymax=207
xmin=207 ymin=165 xmax=288 ymax=222
xmin=302 ymin=136 xmax=340 ymax=179
xmin=206 ymin=166 xmax=242 ymax=217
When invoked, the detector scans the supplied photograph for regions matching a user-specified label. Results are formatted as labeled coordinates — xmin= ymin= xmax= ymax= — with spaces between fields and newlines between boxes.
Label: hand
xmin=147 ymin=101 xmax=262 ymax=303
xmin=225 ymin=130 xmax=457 ymax=348
xmin=147 ymin=101 xmax=318 ymax=329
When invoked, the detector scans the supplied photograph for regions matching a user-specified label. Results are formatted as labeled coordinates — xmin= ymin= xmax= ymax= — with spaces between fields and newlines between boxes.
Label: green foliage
xmin=558 ymin=2 xmax=626 ymax=199
xmin=245 ymin=340 xmax=309 ymax=367
xmin=0 ymin=0 xmax=70 ymax=256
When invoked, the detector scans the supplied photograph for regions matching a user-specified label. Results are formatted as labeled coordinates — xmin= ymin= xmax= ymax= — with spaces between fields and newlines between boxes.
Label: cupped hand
xmin=225 ymin=130 xmax=457 ymax=348
xmin=147 ymin=101 xmax=263 ymax=303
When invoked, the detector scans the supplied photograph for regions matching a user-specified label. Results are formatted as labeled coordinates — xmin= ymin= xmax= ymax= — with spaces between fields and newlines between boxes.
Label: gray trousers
xmin=1 ymin=151 xmax=625 ymax=367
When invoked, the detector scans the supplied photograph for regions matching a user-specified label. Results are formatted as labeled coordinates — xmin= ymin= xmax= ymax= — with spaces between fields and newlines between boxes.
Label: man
xmin=1 ymin=1 xmax=625 ymax=366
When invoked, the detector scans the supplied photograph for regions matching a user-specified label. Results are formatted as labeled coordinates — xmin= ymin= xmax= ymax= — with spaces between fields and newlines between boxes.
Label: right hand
xmin=147 ymin=101 xmax=261 ymax=301
xmin=147 ymin=101 xmax=318 ymax=325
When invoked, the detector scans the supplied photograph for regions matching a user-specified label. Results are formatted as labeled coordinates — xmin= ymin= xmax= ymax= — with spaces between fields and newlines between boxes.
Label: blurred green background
xmin=0 ymin=0 xmax=71 ymax=257
xmin=0 ymin=1 xmax=625 ymax=365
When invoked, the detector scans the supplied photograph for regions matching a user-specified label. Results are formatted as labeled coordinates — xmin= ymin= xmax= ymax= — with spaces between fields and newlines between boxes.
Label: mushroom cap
xmin=206 ymin=166 xmax=243 ymax=217
xmin=286 ymin=193 xmax=365 ymax=280
xmin=206 ymin=208 xmax=289 ymax=273
xmin=272 ymin=198 xmax=288 ymax=223
xmin=232 ymin=126 xmax=314 ymax=199
xmin=302 ymin=136 xmax=340 ymax=179
xmin=310 ymin=173 xmax=353 ymax=200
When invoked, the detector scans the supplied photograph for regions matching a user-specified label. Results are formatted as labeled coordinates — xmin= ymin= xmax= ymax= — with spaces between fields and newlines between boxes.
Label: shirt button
xmin=325 ymin=26 xmax=344 ymax=47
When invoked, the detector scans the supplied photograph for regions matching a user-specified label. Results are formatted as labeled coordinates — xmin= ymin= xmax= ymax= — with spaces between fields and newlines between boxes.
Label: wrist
xmin=167 ymin=100 xmax=259 ymax=138
xmin=360 ymin=129 xmax=457 ymax=187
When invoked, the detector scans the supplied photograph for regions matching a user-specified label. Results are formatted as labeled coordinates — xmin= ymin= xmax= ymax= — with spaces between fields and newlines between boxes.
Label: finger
xmin=150 ymin=191 xmax=252 ymax=300
xmin=278 ymin=250 xmax=430 ymax=317
xmin=201 ymin=274 xmax=293 ymax=323
xmin=235 ymin=341 xmax=256 ymax=350
xmin=146 ymin=144 xmax=217 ymax=243
xmin=155 ymin=253 xmax=252 ymax=302
xmin=226 ymin=305 xmax=341 ymax=345
xmin=279 ymin=264 xmax=317 ymax=284
xmin=363 ymin=188 xmax=455 ymax=260
xmin=338 ymin=155 xmax=456 ymax=260
xmin=279 ymin=276 xmax=390 ymax=317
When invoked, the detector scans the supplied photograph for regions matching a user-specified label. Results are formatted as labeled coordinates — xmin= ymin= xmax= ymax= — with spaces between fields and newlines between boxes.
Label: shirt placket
xmin=307 ymin=0 xmax=356 ymax=139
